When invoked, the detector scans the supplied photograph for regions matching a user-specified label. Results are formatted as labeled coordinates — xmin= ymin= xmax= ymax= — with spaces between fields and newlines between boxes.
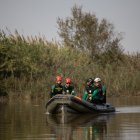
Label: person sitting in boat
xmin=91 ymin=77 xmax=106 ymax=104
xmin=63 ymin=78 xmax=76 ymax=95
xmin=50 ymin=75 xmax=63 ymax=98
xmin=82 ymin=78 xmax=94 ymax=102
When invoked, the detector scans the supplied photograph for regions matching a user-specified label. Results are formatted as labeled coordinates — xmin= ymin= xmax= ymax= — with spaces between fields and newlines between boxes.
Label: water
xmin=0 ymin=97 xmax=140 ymax=140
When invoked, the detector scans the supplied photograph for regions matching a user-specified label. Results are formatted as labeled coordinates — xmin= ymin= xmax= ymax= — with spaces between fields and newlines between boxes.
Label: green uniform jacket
xmin=92 ymin=85 xmax=106 ymax=101
xmin=82 ymin=85 xmax=94 ymax=100
xmin=50 ymin=84 xmax=63 ymax=98
xmin=63 ymin=84 xmax=76 ymax=95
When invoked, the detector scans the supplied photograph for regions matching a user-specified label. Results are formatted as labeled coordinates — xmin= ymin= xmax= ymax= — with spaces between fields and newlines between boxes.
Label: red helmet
xmin=65 ymin=78 xmax=71 ymax=84
xmin=56 ymin=76 xmax=62 ymax=82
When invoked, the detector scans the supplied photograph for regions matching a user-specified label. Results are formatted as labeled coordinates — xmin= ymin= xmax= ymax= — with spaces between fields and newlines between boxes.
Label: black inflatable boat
xmin=46 ymin=95 xmax=115 ymax=114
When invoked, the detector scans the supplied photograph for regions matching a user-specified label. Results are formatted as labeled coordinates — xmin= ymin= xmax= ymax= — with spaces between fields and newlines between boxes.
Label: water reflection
xmin=46 ymin=113 xmax=115 ymax=140
xmin=0 ymin=97 xmax=140 ymax=140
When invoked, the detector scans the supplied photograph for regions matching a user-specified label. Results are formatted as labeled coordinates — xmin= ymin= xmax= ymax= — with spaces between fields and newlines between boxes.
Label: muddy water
xmin=0 ymin=97 xmax=140 ymax=140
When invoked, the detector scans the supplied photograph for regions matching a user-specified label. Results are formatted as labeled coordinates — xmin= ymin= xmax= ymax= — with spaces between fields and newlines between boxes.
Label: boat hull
xmin=46 ymin=95 xmax=115 ymax=114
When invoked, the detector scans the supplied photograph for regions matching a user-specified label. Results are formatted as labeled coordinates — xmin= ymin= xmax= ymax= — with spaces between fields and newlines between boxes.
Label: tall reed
xmin=0 ymin=30 xmax=140 ymax=100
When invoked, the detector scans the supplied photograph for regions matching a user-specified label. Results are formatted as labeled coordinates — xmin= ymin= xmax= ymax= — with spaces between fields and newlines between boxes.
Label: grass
xmin=0 ymin=30 xmax=140 ymax=101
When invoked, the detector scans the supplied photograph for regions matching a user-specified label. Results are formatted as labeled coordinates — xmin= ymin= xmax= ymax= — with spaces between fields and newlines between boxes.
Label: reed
xmin=0 ymin=30 xmax=140 ymax=100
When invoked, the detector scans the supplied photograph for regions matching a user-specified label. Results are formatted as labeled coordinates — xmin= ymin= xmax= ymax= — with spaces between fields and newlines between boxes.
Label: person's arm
xmin=50 ymin=85 xmax=55 ymax=98
xmin=102 ymin=86 xmax=106 ymax=95
xmin=71 ymin=85 xmax=76 ymax=95
xmin=101 ymin=85 xmax=106 ymax=103
xmin=82 ymin=91 xmax=88 ymax=100
xmin=92 ymin=89 xmax=98 ymax=99
xmin=62 ymin=85 xmax=66 ymax=94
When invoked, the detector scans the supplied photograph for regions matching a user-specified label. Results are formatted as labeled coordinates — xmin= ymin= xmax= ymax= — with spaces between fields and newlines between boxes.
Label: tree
xmin=57 ymin=5 xmax=123 ymax=61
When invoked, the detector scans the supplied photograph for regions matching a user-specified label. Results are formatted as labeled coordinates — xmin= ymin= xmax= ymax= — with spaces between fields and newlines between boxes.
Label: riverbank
xmin=0 ymin=31 xmax=140 ymax=100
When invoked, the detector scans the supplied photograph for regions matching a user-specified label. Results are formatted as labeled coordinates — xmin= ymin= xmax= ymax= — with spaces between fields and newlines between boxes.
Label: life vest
xmin=53 ymin=84 xmax=63 ymax=94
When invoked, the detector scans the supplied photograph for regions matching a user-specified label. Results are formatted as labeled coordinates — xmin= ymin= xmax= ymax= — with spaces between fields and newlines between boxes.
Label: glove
xmin=89 ymin=96 xmax=92 ymax=101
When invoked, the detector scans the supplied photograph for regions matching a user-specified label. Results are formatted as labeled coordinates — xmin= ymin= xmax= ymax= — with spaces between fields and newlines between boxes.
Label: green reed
xmin=0 ymin=30 xmax=140 ymax=100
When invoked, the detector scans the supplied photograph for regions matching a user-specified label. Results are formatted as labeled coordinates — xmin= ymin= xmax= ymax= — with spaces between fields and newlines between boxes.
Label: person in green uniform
xmin=82 ymin=78 xmax=94 ymax=102
xmin=50 ymin=75 xmax=63 ymax=98
xmin=91 ymin=77 xmax=106 ymax=104
xmin=63 ymin=78 xmax=76 ymax=95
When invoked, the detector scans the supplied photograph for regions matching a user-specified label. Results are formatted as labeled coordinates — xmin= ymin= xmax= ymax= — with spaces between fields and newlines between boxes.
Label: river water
xmin=0 ymin=97 xmax=140 ymax=140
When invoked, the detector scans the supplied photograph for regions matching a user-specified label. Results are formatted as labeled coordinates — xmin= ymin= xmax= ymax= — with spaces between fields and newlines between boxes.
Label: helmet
xmin=65 ymin=78 xmax=71 ymax=84
xmin=94 ymin=77 xmax=101 ymax=83
xmin=56 ymin=76 xmax=62 ymax=82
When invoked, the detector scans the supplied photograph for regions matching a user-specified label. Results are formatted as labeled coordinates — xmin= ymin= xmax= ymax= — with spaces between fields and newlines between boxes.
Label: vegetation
xmin=57 ymin=5 xmax=124 ymax=63
xmin=0 ymin=6 xmax=140 ymax=101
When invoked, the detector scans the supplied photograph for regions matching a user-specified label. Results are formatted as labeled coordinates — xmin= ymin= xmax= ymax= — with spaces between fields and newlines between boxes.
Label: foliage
xmin=0 ymin=5 xmax=140 ymax=99
xmin=57 ymin=5 xmax=124 ymax=64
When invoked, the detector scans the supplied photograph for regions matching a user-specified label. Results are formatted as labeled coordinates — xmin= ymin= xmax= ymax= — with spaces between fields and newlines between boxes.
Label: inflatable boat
xmin=46 ymin=95 xmax=115 ymax=114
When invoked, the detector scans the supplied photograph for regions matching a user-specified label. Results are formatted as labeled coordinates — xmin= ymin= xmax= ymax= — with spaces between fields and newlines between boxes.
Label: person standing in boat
xmin=50 ymin=75 xmax=63 ymax=98
xmin=91 ymin=77 xmax=106 ymax=104
xmin=82 ymin=78 xmax=94 ymax=102
xmin=63 ymin=78 xmax=76 ymax=95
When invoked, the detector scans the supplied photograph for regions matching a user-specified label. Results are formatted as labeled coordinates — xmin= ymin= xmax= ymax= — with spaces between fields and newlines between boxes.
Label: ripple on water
xmin=116 ymin=106 xmax=140 ymax=113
